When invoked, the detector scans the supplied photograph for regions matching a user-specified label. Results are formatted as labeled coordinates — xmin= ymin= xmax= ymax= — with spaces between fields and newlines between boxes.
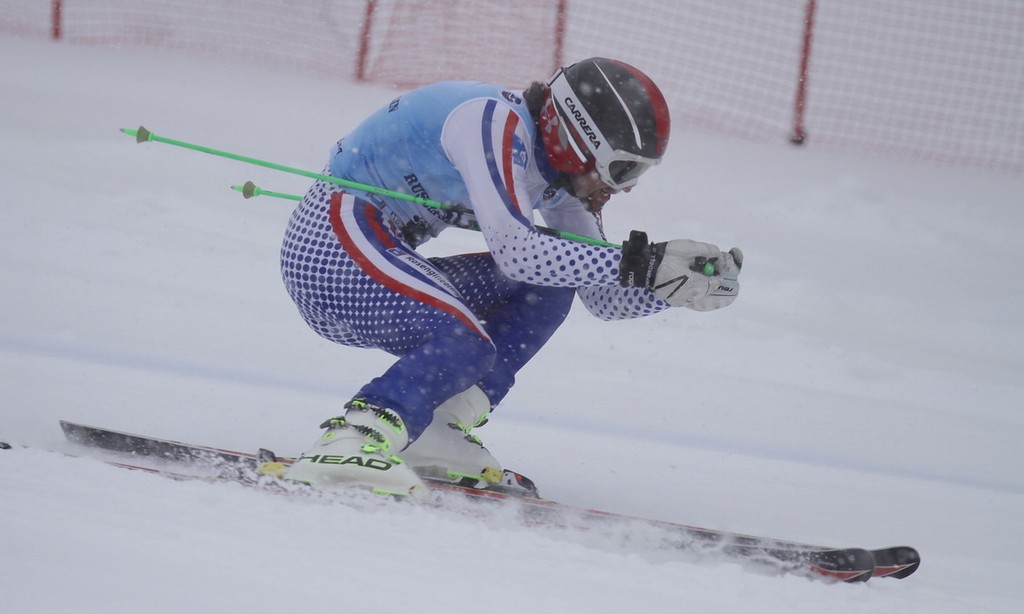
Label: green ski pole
xmin=231 ymin=181 xmax=628 ymax=254
xmin=231 ymin=181 xmax=301 ymax=202
xmin=123 ymin=126 xmax=621 ymax=249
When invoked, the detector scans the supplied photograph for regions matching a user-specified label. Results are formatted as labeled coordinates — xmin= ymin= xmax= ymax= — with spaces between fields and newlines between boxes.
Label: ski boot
xmin=402 ymin=386 xmax=506 ymax=488
xmin=284 ymin=399 xmax=426 ymax=497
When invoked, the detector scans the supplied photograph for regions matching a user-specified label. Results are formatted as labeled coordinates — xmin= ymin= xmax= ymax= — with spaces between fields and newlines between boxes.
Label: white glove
xmin=619 ymin=231 xmax=742 ymax=309
xmin=650 ymin=239 xmax=725 ymax=305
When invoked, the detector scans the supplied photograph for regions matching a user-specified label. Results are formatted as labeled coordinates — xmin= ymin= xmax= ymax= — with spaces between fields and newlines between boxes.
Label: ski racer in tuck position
xmin=280 ymin=57 xmax=743 ymax=495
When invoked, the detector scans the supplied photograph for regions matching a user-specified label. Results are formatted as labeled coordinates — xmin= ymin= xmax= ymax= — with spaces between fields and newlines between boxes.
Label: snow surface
xmin=1 ymin=36 xmax=1022 ymax=613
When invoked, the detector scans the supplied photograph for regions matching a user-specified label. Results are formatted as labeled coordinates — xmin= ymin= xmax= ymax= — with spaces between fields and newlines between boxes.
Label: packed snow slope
xmin=1 ymin=36 xmax=1022 ymax=613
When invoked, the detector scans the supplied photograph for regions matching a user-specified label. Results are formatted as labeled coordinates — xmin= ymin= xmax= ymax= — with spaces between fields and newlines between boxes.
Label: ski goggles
xmin=548 ymin=68 xmax=661 ymax=191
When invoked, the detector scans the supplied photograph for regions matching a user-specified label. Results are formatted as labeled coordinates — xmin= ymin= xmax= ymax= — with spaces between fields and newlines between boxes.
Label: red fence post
xmin=791 ymin=0 xmax=816 ymax=145
xmin=552 ymin=0 xmax=567 ymax=73
xmin=51 ymin=0 xmax=63 ymax=40
xmin=355 ymin=0 xmax=377 ymax=82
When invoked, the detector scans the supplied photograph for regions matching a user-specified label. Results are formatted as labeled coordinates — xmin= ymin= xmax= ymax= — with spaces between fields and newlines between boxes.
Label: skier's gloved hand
xmin=619 ymin=230 xmax=741 ymax=309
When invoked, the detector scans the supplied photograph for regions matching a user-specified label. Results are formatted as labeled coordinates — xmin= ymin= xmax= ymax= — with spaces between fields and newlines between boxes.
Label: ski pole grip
xmin=689 ymin=257 xmax=717 ymax=277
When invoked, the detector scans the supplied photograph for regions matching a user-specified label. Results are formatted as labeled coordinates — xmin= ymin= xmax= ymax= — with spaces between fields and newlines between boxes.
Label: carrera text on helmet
xmin=563 ymin=96 xmax=602 ymax=149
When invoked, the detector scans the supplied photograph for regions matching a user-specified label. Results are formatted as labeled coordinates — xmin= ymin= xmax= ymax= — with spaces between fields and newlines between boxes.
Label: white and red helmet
xmin=539 ymin=57 xmax=671 ymax=190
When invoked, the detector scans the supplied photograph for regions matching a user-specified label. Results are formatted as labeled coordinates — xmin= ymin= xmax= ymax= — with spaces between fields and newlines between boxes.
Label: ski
xmin=57 ymin=420 xmax=919 ymax=582
xmin=1 ymin=438 xmax=229 ymax=482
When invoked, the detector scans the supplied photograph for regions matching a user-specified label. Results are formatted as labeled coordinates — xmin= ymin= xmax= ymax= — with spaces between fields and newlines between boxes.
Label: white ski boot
xmin=401 ymin=386 xmax=503 ymax=486
xmin=284 ymin=399 xmax=426 ymax=497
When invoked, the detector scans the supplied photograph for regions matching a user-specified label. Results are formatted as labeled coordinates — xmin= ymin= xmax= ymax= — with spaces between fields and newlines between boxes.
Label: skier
xmin=280 ymin=57 xmax=742 ymax=495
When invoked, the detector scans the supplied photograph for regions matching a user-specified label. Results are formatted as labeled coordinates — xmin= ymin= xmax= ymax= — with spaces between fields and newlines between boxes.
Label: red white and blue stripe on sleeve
xmin=446 ymin=98 xmax=621 ymax=289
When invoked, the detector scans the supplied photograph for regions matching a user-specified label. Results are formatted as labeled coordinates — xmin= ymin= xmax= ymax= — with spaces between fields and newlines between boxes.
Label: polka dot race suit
xmin=280 ymin=81 xmax=671 ymax=438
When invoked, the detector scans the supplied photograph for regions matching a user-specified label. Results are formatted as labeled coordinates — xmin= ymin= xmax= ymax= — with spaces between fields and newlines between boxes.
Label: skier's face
xmin=570 ymin=169 xmax=632 ymax=213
